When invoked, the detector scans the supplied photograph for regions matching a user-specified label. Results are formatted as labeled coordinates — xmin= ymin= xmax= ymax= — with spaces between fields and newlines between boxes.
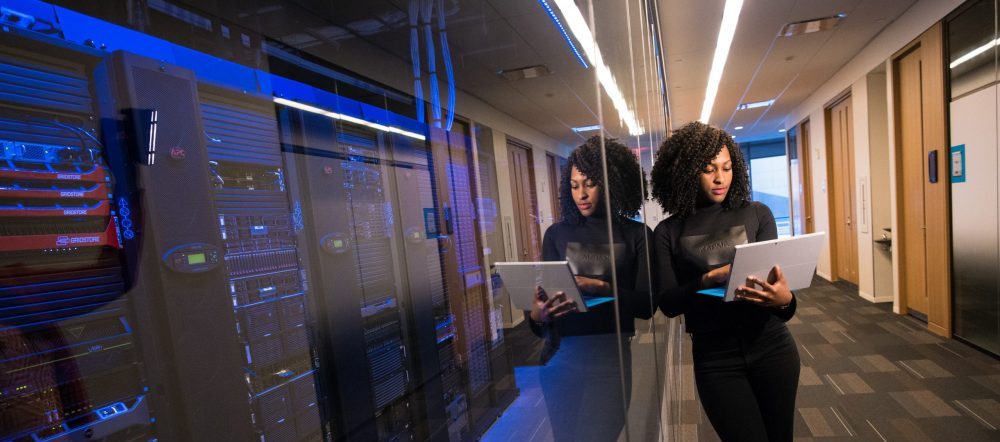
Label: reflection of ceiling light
xmin=778 ymin=128 xmax=786 ymax=133
xmin=538 ymin=0 xmax=588 ymax=68
xmin=700 ymin=0 xmax=744 ymax=124
xmin=950 ymin=38 xmax=1000 ymax=69
xmin=572 ymin=124 xmax=602 ymax=133
xmin=550 ymin=0 xmax=644 ymax=136
xmin=779 ymin=14 xmax=845 ymax=37
xmin=498 ymin=65 xmax=552 ymax=81
xmin=734 ymin=126 xmax=744 ymax=130
xmin=737 ymin=99 xmax=775 ymax=110
xmin=273 ymin=97 xmax=426 ymax=141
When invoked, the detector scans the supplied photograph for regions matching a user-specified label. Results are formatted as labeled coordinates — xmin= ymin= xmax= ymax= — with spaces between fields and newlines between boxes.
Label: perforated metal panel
xmin=200 ymin=90 xmax=283 ymax=166
xmin=0 ymin=47 xmax=93 ymax=115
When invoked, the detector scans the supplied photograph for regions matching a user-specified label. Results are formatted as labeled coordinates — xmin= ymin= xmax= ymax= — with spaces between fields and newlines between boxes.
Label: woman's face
xmin=699 ymin=146 xmax=733 ymax=204
xmin=570 ymin=165 xmax=600 ymax=217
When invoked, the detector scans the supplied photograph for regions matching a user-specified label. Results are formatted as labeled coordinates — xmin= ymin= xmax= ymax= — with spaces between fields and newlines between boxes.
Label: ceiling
xmin=661 ymin=0 xmax=918 ymax=142
xmin=207 ymin=0 xmax=920 ymax=147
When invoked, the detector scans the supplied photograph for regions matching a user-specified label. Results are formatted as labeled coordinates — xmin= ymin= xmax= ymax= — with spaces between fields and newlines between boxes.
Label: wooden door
xmin=826 ymin=96 xmax=859 ymax=284
xmin=506 ymin=141 xmax=541 ymax=261
xmin=800 ymin=121 xmax=815 ymax=233
xmin=892 ymin=23 xmax=951 ymax=335
xmin=546 ymin=153 xmax=562 ymax=223
xmin=896 ymin=48 xmax=929 ymax=316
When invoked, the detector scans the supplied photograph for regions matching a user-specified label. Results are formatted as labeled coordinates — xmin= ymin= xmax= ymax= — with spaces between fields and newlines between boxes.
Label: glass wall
xmin=0 ymin=0 xmax=674 ymax=441
xmin=947 ymin=0 xmax=1000 ymax=357
xmin=740 ymin=139 xmax=792 ymax=237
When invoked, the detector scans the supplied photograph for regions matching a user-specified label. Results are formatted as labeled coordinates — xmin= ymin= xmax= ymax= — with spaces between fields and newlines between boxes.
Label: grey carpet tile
xmin=688 ymin=277 xmax=999 ymax=441
xmin=485 ymin=277 xmax=997 ymax=441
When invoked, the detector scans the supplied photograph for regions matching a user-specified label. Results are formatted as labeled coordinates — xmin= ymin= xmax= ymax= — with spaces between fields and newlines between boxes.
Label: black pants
xmin=691 ymin=317 xmax=800 ymax=442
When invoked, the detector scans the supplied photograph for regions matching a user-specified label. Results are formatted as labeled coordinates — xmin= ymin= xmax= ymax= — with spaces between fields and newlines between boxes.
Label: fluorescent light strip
xmin=538 ymin=0 xmax=588 ymax=68
xmin=737 ymin=99 xmax=774 ymax=110
xmin=700 ymin=0 xmax=744 ymax=124
xmin=572 ymin=124 xmax=602 ymax=133
xmin=551 ymin=0 xmax=644 ymax=136
xmin=950 ymin=38 xmax=1000 ymax=69
xmin=274 ymin=97 xmax=426 ymax=141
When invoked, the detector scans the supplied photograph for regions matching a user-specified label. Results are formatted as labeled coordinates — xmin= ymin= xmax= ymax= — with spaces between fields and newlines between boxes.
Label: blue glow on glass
xmin=537 ymin=0 xmax=588 ymax=68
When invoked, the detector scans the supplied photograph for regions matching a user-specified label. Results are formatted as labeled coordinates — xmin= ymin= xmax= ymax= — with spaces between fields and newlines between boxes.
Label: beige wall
xmin=866 ymin=69 xmax=894 ymax=302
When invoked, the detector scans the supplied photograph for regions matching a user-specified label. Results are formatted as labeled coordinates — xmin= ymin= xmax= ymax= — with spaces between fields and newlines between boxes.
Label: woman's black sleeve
xmin=654 ymin=223 xmax=699 ymax=318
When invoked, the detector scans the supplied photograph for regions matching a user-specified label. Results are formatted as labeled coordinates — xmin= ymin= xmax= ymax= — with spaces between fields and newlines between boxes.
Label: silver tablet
xmin=697 ymin=232 xmax=826 ymax=302
xmin=495 ymin=261 xmax=610 ymax=312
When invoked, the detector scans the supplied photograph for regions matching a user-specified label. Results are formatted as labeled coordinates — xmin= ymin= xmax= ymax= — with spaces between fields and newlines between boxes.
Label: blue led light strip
xmin=537 ymin=0 xmax=588 ymax=68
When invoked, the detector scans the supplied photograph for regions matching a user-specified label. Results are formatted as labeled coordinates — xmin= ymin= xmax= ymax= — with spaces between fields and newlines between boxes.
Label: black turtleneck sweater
xmin=530 ymin=214 xmax=655 ymax=336
xmin=654 ymin=201 xmax=796 ymax=334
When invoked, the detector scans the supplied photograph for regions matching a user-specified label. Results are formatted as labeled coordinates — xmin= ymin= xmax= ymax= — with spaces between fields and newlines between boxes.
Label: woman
xmin=528 ymin=136 xmax=654 ymax=441
xmin=650 ymin=122 xmax=799 ymax=441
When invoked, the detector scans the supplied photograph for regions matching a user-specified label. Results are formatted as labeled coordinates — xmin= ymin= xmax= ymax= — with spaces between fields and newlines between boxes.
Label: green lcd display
xmin=333 ymin=239 xmax=344 ymax=248
xmin=187 ymin=253 xmax=206 ymax=265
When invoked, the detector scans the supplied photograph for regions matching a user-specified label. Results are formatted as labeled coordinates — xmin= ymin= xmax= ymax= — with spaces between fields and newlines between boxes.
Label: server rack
xmin=427 ymin=127 xmax=516 ymax=438
xmin=198 ymin=85 xmax=325 ymax=441
xmin=112 ymin=51 xmax=326 ymax=441
xmin=279 ymin=108 xmax=418 ymax=441
xmin=0 ymin=33 xmax=151 ymax=441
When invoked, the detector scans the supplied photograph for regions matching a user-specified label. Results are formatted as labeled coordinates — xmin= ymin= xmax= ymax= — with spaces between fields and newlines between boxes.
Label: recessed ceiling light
xmin=778 ymin=13 xmax=845 ymax=37
xmin=737 ymin=99 xmax=775 ymax=110
xmin=498 ymin=65 xmax=552 ymax=81
xmin=572 ymin=124 xmax=602 ymax=133
xmin=778 ymin=128 xmax=786 ymax=133
xmin=734 ymin=126 xmax=744 ymax=130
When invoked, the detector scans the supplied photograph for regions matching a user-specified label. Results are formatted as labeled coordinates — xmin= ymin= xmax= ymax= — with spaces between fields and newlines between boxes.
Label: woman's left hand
xmin=735 ymin=265 xmax=793 ymax=308
xmin=575 ymin=276 xmax=610 ymax=296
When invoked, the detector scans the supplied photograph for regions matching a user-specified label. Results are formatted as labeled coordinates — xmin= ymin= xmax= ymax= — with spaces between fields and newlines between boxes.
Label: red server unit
xmin=0 ymin=33 xmax=150 ymax=441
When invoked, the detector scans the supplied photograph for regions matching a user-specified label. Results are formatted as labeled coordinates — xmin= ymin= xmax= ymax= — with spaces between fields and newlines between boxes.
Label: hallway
xmin=488 ymin=278 xmax=1000 ymax=441
xmin=682 ymin=279 xmax=1000 ymax=440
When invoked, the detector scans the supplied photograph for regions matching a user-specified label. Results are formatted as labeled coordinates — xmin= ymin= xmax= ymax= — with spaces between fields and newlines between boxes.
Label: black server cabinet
xmin=278 ymin=104 xmax=514 ymax=442
xmin=114 ymin=52 xmax=325 ymax=441
xmin=0 ymin=32 xmax=151 ymax=441
xmin=197 ymin=84 xmax=324 ymax=441
xmin=279 ymin=108 xmax=418 ymax=441
xmin=112 ymin=51 xmax=255 ymax=441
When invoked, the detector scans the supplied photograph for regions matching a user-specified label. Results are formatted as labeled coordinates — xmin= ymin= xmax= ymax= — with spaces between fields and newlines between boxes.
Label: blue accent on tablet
xmin=583 ymin=297 xmax=614 ymax=308
xmin=697 ymin=287 xmax=726 ymax=298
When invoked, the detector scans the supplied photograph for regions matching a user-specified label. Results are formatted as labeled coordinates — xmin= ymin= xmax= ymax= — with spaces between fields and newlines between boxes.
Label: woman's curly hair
xmin=560 ymin=136 xmax=646 ymax=224
xmin=650 ymin=121 xmax=750 ymax=219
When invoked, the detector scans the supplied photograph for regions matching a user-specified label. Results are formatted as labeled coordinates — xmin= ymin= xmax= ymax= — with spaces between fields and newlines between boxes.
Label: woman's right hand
xmin=530 ymin=287 xmax=578 ymax=324
xmin=701 ymin=264 xmax=731 ymax=288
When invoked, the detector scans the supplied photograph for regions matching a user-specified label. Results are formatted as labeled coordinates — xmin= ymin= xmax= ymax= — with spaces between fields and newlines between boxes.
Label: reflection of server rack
xmin=279 ymin=108 xmax=415 ymax=441
xmin=198 ymin=86 xmax=324 ymax=441
xmin=428 ymin=126 xmax=516 ymax=438
xmin=0 ymin=36 xmax=150 ymax=441
xmin=114 ymin=52 xmax=270 ymax=440
xmin=388 ymin=133 xmax=468 ymax=441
